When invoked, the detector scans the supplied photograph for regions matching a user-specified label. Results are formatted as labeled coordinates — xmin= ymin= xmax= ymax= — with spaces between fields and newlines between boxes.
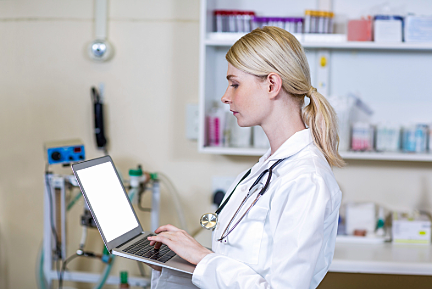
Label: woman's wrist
xmin=194 ymin=248 xmax=213 ymax=265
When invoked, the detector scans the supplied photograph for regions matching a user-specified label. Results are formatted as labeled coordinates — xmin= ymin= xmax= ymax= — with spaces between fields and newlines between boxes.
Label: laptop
xmin=71 ymin=155 xmax=195 ymax=274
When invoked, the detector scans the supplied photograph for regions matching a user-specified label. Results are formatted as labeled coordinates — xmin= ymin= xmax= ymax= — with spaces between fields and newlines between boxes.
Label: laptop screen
xmin=76 ymin=161 xmax=139 ymax=242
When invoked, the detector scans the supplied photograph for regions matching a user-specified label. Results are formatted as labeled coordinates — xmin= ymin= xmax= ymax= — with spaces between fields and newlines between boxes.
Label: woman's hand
xmin=148 ymin=224 xmax=213 ymax=265
xmin=147 ymin=263 xmax=162 ymax=272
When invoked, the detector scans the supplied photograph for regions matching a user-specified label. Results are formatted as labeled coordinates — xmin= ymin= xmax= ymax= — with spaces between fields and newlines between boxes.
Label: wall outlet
xmin=212 ymin=176 xmax=236 ymax=195
xmin=186 ymin=103 xmax=199 ymax=140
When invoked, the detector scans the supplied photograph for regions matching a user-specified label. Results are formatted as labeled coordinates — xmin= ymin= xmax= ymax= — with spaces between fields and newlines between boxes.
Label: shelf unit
xmin=331 ymin=243 xmax=432 ymax=276
xmin=198 ymin=0 xmax=432 ymax=162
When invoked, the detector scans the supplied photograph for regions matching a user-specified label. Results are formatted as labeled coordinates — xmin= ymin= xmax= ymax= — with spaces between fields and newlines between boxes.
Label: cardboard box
xmin=392 ymin=212 xmax=431 ymax=244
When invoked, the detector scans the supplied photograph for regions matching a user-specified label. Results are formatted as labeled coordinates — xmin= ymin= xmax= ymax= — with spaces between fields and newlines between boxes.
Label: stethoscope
xmin=200 ymin=158 xmax=286 ymax=242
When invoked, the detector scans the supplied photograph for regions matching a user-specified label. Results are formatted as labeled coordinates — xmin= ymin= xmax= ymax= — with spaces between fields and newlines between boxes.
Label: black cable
xmin=137 ymin=183 xmax=152 ymax=212
xmin=58 ymin=253 xmax=80 ymax=289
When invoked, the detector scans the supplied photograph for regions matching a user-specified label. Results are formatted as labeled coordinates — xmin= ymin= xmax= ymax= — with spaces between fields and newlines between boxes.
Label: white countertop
xmin=196 ymin=229 xmax=432 ymax=275
xmin=330 ymin=243 xmax=432 ymax=275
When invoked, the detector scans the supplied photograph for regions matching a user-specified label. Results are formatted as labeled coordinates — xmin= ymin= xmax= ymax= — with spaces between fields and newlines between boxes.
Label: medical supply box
xmin=404 ymin=15 xmax=432 ymax=42
xmin=392 ymin=212 xmax=431 ymax=244
xmin=374 ymin=15 xmax=403 ymax=43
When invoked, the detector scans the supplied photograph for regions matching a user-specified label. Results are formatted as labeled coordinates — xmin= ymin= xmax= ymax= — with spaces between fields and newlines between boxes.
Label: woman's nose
xmin=221 ymin=90 xmax=231 ymax=104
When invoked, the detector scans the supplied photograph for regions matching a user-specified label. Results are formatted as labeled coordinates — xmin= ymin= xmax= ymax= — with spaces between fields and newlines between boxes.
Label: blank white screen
xmin=76 ymin=162 xmax=139 ymax=242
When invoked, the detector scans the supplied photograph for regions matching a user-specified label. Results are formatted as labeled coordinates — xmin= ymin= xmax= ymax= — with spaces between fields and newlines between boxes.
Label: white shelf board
xmin=340 ymin=151 xmax=432 ymax=162
xmin=201 ymin=146 xmax=432 ymax=161
xmin=330 ymin=242 xmax=432 ymax=275
xmin=200 ymin=146 xmax=267 ymax=156
xmin=205 ymin=33 xmax=432 ymax=51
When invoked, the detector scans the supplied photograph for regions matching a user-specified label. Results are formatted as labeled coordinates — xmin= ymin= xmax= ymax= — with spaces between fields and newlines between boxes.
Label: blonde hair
xmin=226 ymin=26 xmax=344 ymax=167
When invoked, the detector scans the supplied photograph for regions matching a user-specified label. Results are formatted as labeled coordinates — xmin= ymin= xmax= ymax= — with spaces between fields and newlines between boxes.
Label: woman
xmin=148 ymin=26 xmax=344 ymax=289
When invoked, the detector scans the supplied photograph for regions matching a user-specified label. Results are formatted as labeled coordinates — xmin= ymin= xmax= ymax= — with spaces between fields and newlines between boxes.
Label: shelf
xmin=330 ymin=243 xmax=432 ymax=275
xmin=199 ymin=146 xmax=267 ymax=156
xmin=340 ymin=151 xmax=432 ymax=162
xmin=205 ymin=33 xmax=432 ymax=51
xmin=200 ymin=147 xmax=432 ymax=162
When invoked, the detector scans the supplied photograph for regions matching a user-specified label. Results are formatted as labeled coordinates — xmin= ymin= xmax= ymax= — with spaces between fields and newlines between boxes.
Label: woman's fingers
xmin=148 ymin=232 xmax=173 ymax=246
xmin=154 ymin=224 xmax=181 ymax=234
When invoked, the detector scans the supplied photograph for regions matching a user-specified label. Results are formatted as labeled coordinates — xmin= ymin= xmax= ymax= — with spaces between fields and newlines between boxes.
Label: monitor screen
xmin=76 ymin=161 xmax=139 ymax=242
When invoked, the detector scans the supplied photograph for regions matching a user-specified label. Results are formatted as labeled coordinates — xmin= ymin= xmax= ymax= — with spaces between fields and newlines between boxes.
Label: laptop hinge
xmin=116 ymin=232 xmax=144 ymax=249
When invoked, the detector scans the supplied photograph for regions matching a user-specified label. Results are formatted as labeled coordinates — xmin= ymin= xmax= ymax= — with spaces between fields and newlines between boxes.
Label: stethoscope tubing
xmin=217 ymin=158 xmax=286 ymax=242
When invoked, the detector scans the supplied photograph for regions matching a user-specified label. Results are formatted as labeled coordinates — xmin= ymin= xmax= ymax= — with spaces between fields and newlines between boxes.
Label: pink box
xmin=348 ymin=18 xmax=373 ymax=41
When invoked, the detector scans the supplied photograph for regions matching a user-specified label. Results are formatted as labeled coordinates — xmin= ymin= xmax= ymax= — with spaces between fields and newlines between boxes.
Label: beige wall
xmin=1 ymin=1 xmax=432 ymax=288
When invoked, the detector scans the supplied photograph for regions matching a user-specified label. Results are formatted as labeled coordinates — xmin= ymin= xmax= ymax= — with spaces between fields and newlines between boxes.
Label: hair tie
xmin=307 ymin=86 xmax=317 ymax=97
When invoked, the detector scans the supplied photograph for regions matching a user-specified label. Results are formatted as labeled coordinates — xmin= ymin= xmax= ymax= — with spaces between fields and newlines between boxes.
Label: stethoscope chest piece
xmin=200 ymin=213 xmax=218 ymax=230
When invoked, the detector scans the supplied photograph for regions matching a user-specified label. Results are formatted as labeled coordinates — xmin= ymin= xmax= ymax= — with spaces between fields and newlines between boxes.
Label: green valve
xmin=120 ymin=271 xmax=128 ymax=284
xmin=150 ymin=172 xmax=158 ymax=180
xmin=129 ymin=166 xmax=143 ymax=177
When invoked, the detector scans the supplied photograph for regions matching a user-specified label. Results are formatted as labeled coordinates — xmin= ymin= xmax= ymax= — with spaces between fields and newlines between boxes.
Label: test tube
xmin=304 ymin=10 xmax=312 ymax=33
xmin=310 ymin=11 xmax=318 ymax=33
xmin=227 ymin=11 xmax=237 ymax=32
xmin=295 ymin=17 xmax=304 ymax=33
xmin=235 ymin=11 xmax=244 ymax=32
xmin=214 ymin=10 xmax=223 ymax=32
xmin=328 ymin=12 xmax=334 ymax=33
xmin=244 ymin=11 xmax=255 ymax=32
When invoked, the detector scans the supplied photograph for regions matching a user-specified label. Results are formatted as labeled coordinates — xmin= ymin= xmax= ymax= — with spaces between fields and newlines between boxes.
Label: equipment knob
xmin=51 ymin=152 xmax=62 ymax=161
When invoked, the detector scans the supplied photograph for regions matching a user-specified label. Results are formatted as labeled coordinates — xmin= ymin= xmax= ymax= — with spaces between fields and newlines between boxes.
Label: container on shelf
xmin=225 ymin=113 xmax=252 ymax=148
xmin=402 ymin=124 xmax=428 ymax=153
xmin=375 ymin=124 xmax=401 ymax=152
xmin=304 ymin=10 xmax=334 ymax=33
xmin=374 ymin=15 xmax=404 ymax=43
xmin=206 ymin=102 xmax=227 ymax=147
xmin=392 ymin=211 xmax=431 ymax=244
xmin=405 ymin=15 xmax=432 ymax=42
xmin=213 ymin=10 xmax=256 ymax=33
xmin=414 ymin=124 xmax=428 ymax=153
xmin=348 ymin=17 xmax=373 ymax=41
xmin=351 ymin=122 xmax=375 ymax=151
xmin=252 ymin=16 xmax=303 ymax=34
xmin=253 ymin=126 xmax=270 ymax=149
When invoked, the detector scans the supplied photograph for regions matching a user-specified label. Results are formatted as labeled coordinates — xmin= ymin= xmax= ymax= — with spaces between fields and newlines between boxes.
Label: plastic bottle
xmin=120 ymin=271 xmax=130 ymax=289
xmin=375 ymin=207 xmax=385 ymax=237
xmin=206 ymin=102 xmax=226 ymax=147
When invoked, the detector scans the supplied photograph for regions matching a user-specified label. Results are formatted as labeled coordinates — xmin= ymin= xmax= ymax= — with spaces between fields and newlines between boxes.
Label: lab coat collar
xmin=259 ymin=128 xmax=313 ymax=163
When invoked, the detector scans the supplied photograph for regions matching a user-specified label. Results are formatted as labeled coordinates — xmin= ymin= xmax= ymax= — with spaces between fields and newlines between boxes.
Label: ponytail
xmin=303 ymin=87 xmax=345 ymax=167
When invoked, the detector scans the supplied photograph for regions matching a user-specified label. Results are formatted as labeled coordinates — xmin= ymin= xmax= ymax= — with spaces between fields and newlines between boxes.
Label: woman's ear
xmin=266 ymin=73 xmax=283 ymax=99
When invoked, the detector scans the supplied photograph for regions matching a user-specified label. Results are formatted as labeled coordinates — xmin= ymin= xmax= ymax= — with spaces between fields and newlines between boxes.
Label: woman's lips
xmin=231 ymin=110 xmax=238 ymax=115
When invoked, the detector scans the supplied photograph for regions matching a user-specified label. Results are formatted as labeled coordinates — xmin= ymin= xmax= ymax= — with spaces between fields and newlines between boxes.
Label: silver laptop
xmin=71 ymin=155 xmax=195 ymax=274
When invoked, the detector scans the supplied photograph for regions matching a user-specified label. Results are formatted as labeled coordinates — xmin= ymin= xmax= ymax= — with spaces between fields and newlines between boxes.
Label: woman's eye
xmin=230 ymin=84 xmax=238 ymax=88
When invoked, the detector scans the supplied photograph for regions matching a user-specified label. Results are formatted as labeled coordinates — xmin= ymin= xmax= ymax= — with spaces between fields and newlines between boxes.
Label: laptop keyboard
xmin=123 ymin=234 xmax=177 ymax=263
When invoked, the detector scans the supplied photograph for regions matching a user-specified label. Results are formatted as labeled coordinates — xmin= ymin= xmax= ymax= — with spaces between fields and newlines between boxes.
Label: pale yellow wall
xmin=1 ymin=1 xmax=432 ymax=289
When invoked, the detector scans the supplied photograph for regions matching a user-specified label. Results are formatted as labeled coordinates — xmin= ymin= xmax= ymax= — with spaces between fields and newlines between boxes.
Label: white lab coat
xmin=152 ymin=128 xmax=342 ymax=289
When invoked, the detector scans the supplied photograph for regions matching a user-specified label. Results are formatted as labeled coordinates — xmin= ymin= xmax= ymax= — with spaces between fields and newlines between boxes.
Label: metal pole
xmin=151 ymin=180 xmax=160 ymax=232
